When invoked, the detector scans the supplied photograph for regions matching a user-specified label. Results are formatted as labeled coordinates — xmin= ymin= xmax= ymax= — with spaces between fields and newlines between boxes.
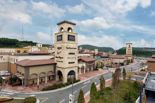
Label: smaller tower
xmin=126 ymin=43 xmax=132 ymax=55
xmin=95 ymin=49 xmax=98 ymax=55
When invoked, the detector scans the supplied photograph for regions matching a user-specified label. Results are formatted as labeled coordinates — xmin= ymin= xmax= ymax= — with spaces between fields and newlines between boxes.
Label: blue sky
xmin=0 ymin=0 xmax=155 ymax=49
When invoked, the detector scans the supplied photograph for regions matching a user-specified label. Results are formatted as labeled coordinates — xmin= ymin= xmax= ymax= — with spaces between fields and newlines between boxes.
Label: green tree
xmin=78 ymin=89 xmax=85 ymax=103
xmin=122 ymin=68 xmax=126 ymax=80
xmin=100 ymin=75 xmax=105 ymax=92
xmin=100 ymin=62 xmax=104 ymax=69
xmin=112 ymin=68 xmax=121 ymax=89
xmin=112 ymin=73 xmax=116 ymax=89
xmin=90 ymin=82 xmax=97 ymax=101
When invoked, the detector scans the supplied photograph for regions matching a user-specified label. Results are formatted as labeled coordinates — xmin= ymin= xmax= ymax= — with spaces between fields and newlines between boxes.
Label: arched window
xmin=128 ymin=45 xmax=131 ymax=48
xmin=60 ymin=27 xmax=64 ymax=32
xmin=67 ymin=27 xmax=72 ymax=32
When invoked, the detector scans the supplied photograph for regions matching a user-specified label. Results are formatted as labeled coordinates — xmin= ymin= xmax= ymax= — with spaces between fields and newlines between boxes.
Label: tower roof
xmin=57 ymin=20 xmax=76 ymax=25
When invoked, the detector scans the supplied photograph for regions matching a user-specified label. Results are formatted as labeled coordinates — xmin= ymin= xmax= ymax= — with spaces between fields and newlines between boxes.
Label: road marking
xmin=73 ymin=90 xmax=78 ymax=94
xmin=82 ymin=85 xmax=87 ymax=89
xmin=39 ymin=98 xmax=48 ymax=103
xmin=60 ymin=98 xmax=65 ymax=103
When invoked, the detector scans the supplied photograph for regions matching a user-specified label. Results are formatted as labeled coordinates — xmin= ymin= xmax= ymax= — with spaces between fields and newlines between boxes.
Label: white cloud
xmin=32 ymin=2 xmax=65 ymax=18
xmin=78 ymin=34 xmax=123 ymax=49
xmin=140 ymin=0 xmax=151 ymax=8
xmin=0 ymin=0 xmax=31 ymax=24
xmin=77 ymin=17 xmax=112 ymax=30
xmin=82 ymin=0 xmax=152 ymax=18
xmin=37 ymin=32 xmax=52 ymax=41
xmin=78 ymin=34 xmax=154 ymax=49
xmin=75 ymin=16 xmax=155 ymax=36
xmin=67 ymin=4 xmax=85 ymax=14
xmin=132 ymin=39 xmax=152 ymax=47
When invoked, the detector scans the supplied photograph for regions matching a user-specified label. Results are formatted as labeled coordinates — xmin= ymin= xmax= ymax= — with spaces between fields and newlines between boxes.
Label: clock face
xmin=57 ymin=35 xmax=62 ymax=41
xmin=68 ymin=35 xmax=75 ymax=41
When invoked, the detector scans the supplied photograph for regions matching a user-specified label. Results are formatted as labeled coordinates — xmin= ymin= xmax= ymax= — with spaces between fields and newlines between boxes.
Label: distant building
xmin=126 ymin=43 xmax=133 ymax=56
xmin=78 ymin=57 xmax=95 ymax=74
xmin=147 ymin=55 xmax=155 ymax=72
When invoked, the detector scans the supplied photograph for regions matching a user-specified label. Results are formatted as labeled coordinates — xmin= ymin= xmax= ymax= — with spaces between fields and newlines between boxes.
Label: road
xmin=1 ymin=61 xmax=142 ymax=103
xmin=1 ymin=72 xmax=112 ymax=103
xmin=121 ymin=60 xmax=143 ymax=72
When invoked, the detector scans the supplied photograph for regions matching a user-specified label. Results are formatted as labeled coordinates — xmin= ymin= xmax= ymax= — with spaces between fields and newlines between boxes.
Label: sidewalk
xmin=79 ymin=70 xmax=109 ymax=81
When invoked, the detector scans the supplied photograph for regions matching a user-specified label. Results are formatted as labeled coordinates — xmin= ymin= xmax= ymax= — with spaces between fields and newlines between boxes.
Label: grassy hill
xmin=0 ymin=38 xmax=50 ymax=48
xmin=79 ymin=44 xmax=114 ymax=53
xmin=117 ymin=47 xmax=155 ymax=57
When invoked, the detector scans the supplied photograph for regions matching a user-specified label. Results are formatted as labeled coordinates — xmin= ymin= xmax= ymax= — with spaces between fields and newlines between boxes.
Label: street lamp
xmin=69 ymin=75 xmax=74 ymax=103
xmin=139 ymin=84 xmax=144 ymax=103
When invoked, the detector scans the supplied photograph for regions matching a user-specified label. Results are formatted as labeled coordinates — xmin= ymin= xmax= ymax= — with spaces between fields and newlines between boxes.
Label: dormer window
xmin=68 ymin=27 xmax=72 ymax=32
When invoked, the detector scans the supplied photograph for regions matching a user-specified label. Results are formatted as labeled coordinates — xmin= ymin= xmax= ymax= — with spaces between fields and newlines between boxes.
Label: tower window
xmin=60 ymin=27 xmax=64 ymax=32
xmin=57 ymin=35 xmax=62 ymax=41
xmin=68 ymin=35 xmax=75 ymax=41
xmin=68 ymin=62 xmax=75 ymax=64
xmin=68 ymin=27 xmax=72 ymax=32
xmin=69 ymin=52 xmax=75 ymax=55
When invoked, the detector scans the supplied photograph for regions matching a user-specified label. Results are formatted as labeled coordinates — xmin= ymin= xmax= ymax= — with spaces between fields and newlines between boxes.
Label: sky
xmin=0 ymin=0 xmax=155 ymax=49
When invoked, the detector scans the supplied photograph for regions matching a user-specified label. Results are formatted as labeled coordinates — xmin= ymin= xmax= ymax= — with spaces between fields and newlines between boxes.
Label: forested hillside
xmin=79 ymin=44 xmax=114 ymax=53
xmin=117 ymin=47 xmax=155 ymax=57
xmin=0 ymin=38 xmax=50 ymax=48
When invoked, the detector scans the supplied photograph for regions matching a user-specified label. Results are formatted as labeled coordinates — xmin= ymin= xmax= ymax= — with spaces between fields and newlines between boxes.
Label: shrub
xmin=42 ymin=79 xmax=80 ymax=91
xmin=90 ymin=82 xmax=97 ymax=101
xmin=122 ymin=68 xmax=126 ymax=80
xmin=24 ymin=97 xmax=36 ymax=103
xmin=78 ymin=89 xmax=85 ymax=103
xmin=100 ymin=75 xmax=105 ymax=92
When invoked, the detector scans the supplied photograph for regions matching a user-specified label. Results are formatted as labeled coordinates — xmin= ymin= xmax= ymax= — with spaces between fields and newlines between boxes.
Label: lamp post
xmin=139 ymin=84 xmax=144 ymax=103
xmin=69 ymin=75 xmax=74 ymax=103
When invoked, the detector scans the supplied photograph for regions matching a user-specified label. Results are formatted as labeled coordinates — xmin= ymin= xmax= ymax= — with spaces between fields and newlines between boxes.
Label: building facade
xmin=54 ymin=21 xmax=78 ymax=83
xmin=16 ymin=59 xmax=56 ymax=86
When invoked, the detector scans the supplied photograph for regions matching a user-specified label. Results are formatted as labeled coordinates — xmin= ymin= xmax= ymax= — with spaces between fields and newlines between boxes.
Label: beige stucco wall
xmin=29 ymin=65 xmax=55 ymax=75
xmin=0 ymin=62 xmax=8 ymax=71
xmin=17 ymin=65 xmax=25 ymax=74
xmin=57 ymin=66 xmax=78 ymax=83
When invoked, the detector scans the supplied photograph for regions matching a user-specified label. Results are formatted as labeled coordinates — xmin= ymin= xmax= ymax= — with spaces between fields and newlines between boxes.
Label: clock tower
xmin=126 ymin=43 xmax=132 ymax=56
xmin=54 ymin=20 xmax=78 ymax=83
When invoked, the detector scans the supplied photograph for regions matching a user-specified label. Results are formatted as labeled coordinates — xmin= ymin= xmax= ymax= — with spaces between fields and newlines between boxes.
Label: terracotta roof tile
xmin=78 ymin=57 xmax=95 ymax=62
xmin=16 ymin=59 xmax=56 ymax=67
xmin=148 ymin=58 xmax=155 ymax=62
xmin=28 ymin=51 xmax=50 ymax=55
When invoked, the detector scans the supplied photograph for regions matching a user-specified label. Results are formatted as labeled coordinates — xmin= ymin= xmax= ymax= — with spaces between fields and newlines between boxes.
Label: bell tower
xmin=126 ymin=43 xmax=132 ymax=55
xmin=54 ymin=20 xmax=78 ymax=83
